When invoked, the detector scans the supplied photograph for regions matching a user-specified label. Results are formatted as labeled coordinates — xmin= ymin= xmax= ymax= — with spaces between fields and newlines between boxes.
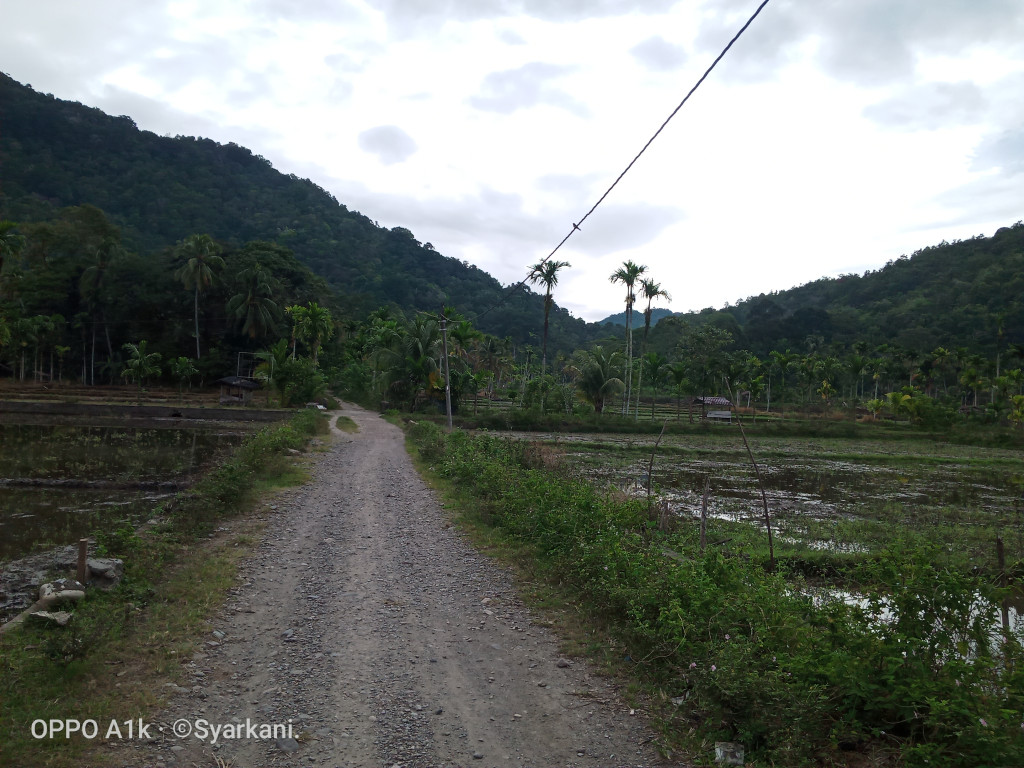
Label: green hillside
xmin=597 ymin=307 xmax=675 ymax=328
xmin=2 ymin=71 xmax=1021 ymax=365
xmin=649 ymin=224 xmax=1024 ymax=359
xmin=0 ymin=72 xmax=598 ymax=352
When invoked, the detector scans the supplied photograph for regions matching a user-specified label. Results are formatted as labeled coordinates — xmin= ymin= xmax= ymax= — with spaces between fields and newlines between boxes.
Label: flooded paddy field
xmin=0 ymin=422 xmax=247 ymax=562
xmin=511 ymin=431 xmax=1024 ymax=566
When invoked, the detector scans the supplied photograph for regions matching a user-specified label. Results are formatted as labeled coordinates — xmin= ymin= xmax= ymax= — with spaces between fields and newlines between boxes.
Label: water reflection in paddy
xmin=0 ymin=423 xmax=245 ymax=561
xmin=502 ymin=430 xmax=1024 ymax=539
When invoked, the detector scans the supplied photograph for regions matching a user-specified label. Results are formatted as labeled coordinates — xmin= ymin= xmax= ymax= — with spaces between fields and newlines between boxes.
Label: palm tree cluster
xmin=0 ymin=215 xmax=339 ymax=393
xmin=609 ymin=260 xmax=672 ymax=419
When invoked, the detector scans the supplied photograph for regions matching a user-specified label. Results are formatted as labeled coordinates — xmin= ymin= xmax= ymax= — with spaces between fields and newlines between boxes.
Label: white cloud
xmin=468 ymin=62 xmax=589 ymax=117
xmin=630 ymin=35 xmax=687 ymax=72
xmin=862 ymin=81 xmax=988 ymax=131
xmin=357 ymin=125 xmax=419 ymax=165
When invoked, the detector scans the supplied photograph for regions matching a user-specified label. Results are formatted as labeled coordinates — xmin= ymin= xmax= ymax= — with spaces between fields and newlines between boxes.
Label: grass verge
xmin=335 ymin=415 xmax=359 ymax=433
xmin=0 ymin=409 xmax=328 ymax=767
xmin=407 ymin=420 xmax=1024 ymax=768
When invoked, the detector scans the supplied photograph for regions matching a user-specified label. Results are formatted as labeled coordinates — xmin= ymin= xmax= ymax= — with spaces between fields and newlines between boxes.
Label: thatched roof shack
xmin=690 ymin=395 xmax=733 ymax=422
xmin=216 ymin=376 xmax=259 ymax=405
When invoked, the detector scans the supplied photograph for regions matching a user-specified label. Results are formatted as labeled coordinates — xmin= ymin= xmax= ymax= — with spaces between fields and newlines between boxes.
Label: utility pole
xmin=440 ymin=309 xmax=453 ymax=431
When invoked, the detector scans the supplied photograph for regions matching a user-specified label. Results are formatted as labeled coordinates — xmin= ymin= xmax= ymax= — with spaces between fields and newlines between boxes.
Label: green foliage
xmin=289 ymin=301 xmax=333 ymax=365
xmin=274 ymin=356 xmax=328 ymax=407
xmin=93 ymin=520 xmax=144 ymax=558
xmin=226 ymin=262 xmax=281 ymax=339
xmin=573 ymin=345 xmax=624 ymax=414
xmin=174 ymin=233 xmax=224 ymax=359
xmin=410 ymin=423 xmax=1024 ymax=765
xmin=121 ymin=340 xmax=161 ymax=389
xmin=168 ymin=356 xmax=198 ymax=394
xmin=174 ymin=409 xmax=322 ymax=528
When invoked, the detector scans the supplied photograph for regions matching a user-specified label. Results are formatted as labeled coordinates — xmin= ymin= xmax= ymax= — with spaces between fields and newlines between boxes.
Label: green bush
xmin=410 ymin=423 xmax=1024 ymax=766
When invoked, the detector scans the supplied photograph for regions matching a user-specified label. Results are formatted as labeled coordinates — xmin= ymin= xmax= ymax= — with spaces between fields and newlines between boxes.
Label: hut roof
xmin=215 ymin=376 xmax=260 ymax=390
xmin=692 ymin=395 xmax=732 ymax=407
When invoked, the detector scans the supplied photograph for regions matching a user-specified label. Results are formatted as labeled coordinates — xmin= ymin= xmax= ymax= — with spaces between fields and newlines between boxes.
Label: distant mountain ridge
xmin=596 ymin=307 xmax=675 ymax=328
xmin=648 ymin=223 xmax=1024 ymax=357
xmin=2 ymin=72 xmax=1021 ymax=359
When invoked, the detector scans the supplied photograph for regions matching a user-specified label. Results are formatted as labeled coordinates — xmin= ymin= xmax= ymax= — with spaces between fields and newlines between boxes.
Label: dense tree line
xmin=1 ymin=71 xmax=1022 ymax=427
xmin=0 ymin=205 xmax=339 ymax=402
xmin=2 ymin=205 xmax=1022 ymax=429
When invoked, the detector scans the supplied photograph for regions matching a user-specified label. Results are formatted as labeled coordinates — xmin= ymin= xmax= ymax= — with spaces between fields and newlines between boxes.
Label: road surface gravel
xmin=127 ymin=403 xmax=672 ymax=768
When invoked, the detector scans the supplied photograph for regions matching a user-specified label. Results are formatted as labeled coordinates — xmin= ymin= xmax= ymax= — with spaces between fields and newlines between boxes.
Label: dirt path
xmin=126 ymin=403 xmax=669 ymax=768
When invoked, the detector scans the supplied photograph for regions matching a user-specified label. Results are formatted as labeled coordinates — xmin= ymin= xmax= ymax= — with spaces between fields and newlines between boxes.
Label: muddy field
xmin=511 ymin=431 xmax=1024 ymax=563
xmin=0 ymin=422 xmax=246 ymax=562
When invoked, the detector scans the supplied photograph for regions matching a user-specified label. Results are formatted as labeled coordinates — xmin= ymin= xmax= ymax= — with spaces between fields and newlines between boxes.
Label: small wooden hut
xmin=691 ymin=395 xmax=733 ymax=422
xmin=215 ymin=376 xmax=259 ymax=405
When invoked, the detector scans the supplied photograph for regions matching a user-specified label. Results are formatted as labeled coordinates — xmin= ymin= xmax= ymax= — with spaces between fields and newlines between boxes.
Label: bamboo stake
xmin=700 ymin=475 xmax=709 ymax=552
xmin=998 ymin=536 xmax=1010 ymax=642
xmin=77 ymin=538 xmax=88 ymax=584
xmin=725 ymin=377 xmax=775 ymax=573
xmin=645 ymin=421 xmax=668 ymax=519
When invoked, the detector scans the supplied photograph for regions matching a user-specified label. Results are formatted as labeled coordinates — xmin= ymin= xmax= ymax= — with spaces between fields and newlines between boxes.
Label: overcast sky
xmin=4 ymin=0 xmax=1023 ymax=321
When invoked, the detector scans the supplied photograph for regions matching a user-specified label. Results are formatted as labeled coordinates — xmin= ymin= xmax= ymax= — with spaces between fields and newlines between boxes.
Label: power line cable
xmin=473 ymin=0 xmax=773 ymax=324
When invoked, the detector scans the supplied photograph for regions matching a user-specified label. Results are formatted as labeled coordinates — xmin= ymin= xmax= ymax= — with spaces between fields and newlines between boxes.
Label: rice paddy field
xmin=511 ymin=430 xmax=1024 ymax=571
xmin=0 ymin=423 xmax=246 ymax=562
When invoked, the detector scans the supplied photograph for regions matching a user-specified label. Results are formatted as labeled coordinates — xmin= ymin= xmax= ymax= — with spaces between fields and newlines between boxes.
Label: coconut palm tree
xmin=285 ymin=304 xmax=308 ymax=359
xmin=574 ymin=345 xmax=624 ymax=415
xmin=668 ymin=361 xmax=689 ymax=421
xmin=372 ymin=314 xmax=442 ymax=410
xmin=256 ymin=339 xmax=290 ymax=404
xmin=168 ymin=356 xmax=198 ymax=401
xmin=885 ymin=390 xmax=912 ymax=422
xmin=227 ymin=263 xmax=281 ymax=340
xmin=293 ymin=302 xmax=333 ymax=366
xmin=174 ymin=234 xmax=224 ymax=360
xmin=122 ymin=340 xmax=162 ymax=399
xmin=609 ymin=260 xmax=647 ymax=416
xmin=632 ymin=278 xmax=670 ymax=419
xmin=527 ymin=259 xmax=570 ymax=375
xmin=641 ymin=351 xmax=669 ymax=418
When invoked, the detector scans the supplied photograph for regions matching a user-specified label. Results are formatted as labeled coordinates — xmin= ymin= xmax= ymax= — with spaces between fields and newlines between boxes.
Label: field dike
xmin=0 ymin=409 xmax=327 ymax=768
xmin=408 ymin=421 xmax=1024 ymax=767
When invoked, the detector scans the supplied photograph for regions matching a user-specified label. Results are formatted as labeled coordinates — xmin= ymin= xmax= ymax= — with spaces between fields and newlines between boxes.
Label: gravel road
xmin=128 ymin=403 xmax=671 ymax=768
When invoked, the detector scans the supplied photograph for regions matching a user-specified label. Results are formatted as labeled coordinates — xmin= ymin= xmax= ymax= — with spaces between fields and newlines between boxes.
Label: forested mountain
xmin=649 ymin=224 xmax=1024 ymax=360
xmin=0 ymin=73 xmax=600 ymax=352
xmin=598 ymin=307 xmax=675 ymax=328
xmin=2 ymin=70 xmax=1022 ymax=370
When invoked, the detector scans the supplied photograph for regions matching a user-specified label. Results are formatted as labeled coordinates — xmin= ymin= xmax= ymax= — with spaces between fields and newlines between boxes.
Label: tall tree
xmin=79 ymin=236 xmax=122 ymax=384
xmin=527 ymin=259 xmax=570 ymax=375
xmin=632 ymin=278 xmax=670 ymax=419
xmin=174 ymin=234 xmax=224 ymax=360
xmin=227 ymin=263 xmax=281 ymax=340
xmin=641 ymin=351 xmax=669 ymax=418
xmin=285 ymin=304 xmax=309 ymax=359
xmin=168 ymin=356 xmax=198 ymax=400
xmin=121 ymin=340 xmax=162 ymax=398
xmin=668 ymin=361 xmax=689 ymax=421
xmin=610 ymin=260 xmax=647 ymax=416
xmin=372 ymin=314 xmax=441 ymax=410
xmin=294 ymin=302 xmax=334 ymax=366
xmin=573 ymin=345 xmax=624 ymax=415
